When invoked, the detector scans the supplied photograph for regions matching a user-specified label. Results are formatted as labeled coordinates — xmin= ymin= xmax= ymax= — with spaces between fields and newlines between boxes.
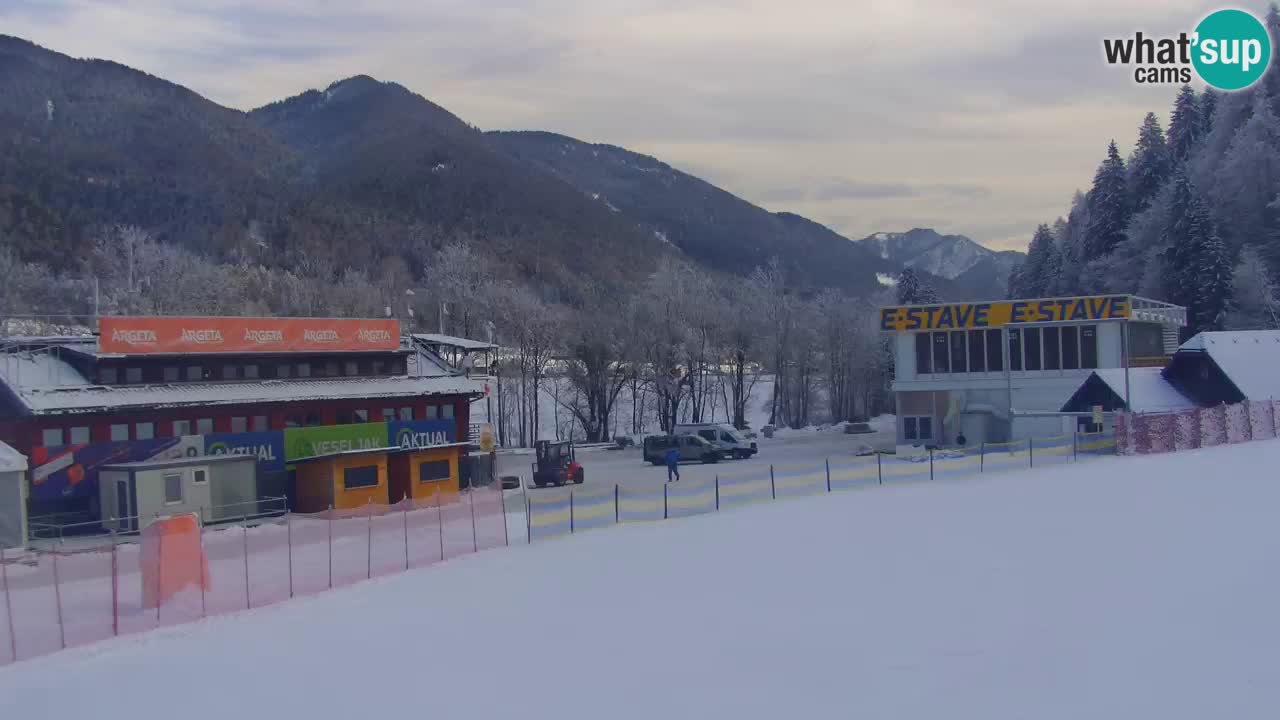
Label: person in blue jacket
xmin=665 ymin=446 xmax=681 ymax=482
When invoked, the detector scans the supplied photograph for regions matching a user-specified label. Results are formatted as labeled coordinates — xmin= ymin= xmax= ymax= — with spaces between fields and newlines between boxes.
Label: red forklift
xmin=531 ymin=440 xmax=585 ymax=488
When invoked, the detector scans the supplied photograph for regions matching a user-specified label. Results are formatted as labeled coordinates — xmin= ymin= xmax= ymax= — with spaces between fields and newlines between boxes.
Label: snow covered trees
xmin=1084 ymin=141 xmax=1130 ymax=261
xmin=1128 ymin=113 xmax=1171 ymax=215
xmin=895 ymin=267 xmax=939 ymax=305
xmin=1163 ymin=174 xmax=1232 ymax=333
xmin=1008 ymin=224 xmax=1061 ymax=299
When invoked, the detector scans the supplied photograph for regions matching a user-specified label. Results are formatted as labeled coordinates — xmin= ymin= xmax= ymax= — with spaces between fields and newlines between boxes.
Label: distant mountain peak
xmin=857 ymin=228 xmax=1024 ymax=298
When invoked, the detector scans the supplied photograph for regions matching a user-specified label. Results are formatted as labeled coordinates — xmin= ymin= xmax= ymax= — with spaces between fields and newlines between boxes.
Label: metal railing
xmin=29 ymin=497 xmax=288 ymax=545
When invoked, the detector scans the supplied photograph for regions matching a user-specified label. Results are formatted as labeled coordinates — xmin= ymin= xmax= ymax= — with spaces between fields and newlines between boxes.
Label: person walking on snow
xmin=665 ymin=446 xmax=681 ymax=482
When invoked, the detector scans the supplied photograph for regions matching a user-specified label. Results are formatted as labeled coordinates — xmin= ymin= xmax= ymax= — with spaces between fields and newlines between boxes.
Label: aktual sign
xmin=880 ymin=296 xmax=1131 ymax=332
xmin=389 ymin=420 xmax=457 ymax=449
xmin=204 ymin=432 xmax=286 ymax=473
xmin=99 ymin=317 xmax=401 ymax=355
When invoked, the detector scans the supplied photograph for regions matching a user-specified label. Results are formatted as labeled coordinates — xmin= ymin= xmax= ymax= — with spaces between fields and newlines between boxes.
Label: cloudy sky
xmin=2 ymin=0 xmax=1261 ymax=251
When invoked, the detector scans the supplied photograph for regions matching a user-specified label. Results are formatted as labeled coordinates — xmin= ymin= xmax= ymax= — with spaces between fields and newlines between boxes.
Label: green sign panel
xmin=284 ymin=422 xmax=388 ymax=462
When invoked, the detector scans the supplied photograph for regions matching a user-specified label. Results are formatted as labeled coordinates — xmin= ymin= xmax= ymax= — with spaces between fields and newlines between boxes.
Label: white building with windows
xmin=880 ymin=295 xmax=1187 ymax=449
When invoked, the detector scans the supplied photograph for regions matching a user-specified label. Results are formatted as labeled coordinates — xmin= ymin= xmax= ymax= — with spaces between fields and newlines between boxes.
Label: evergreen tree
xmin=1164 ymin=173 xmax=1233 ymax=333
xmin=1227 ymin=245 xmax=1280 ymax=329
xmin=1264 ymin=4 xmax=1280 ymax=114
xmin=896 ymin=268 xmax=938 ymax=304
xmin=1010 ymin=224 xmax=1060 ymax=298
xmin=1198 ymin=88 xmax=1218 ymax=143
xmin=1127 ymin=112 xmax=1171 ymax=214
xmin=1167 ymin=85 xmax=1200 ymax=166
xmin=1053 ymin=192 xmax=1089 ymax=295
xmin=1212 ymin=93 xmax=1280 ymax=251
xmin=1083 ymin=141 xmax=1129 ymax=260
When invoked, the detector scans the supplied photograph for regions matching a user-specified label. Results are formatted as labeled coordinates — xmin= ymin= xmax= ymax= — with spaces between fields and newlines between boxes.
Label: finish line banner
xmin=880 ymin=296 xmax=1130 ymax=332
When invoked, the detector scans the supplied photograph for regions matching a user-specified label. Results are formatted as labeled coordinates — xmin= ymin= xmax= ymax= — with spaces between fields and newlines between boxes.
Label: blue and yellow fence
xmin=523 ymin=430 xmax=1119 ymax=543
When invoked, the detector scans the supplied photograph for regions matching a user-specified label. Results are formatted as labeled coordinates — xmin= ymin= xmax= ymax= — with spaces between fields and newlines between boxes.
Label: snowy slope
xmin=2 ymin=442 xmax=1278 ymax=718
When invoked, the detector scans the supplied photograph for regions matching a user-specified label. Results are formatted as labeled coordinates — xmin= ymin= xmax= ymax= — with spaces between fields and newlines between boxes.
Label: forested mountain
xmin=1008 ymin=4 xmax=1280 ymax=336
xmin=857 ymin=228 xmax=1023 ymax=300
xmin=490 ymin=131 xmax=908 ymax=296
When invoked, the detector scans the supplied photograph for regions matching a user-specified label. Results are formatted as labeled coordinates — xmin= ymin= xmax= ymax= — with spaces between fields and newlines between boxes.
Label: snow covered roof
xmin=1090 ymin=368 xmax=1195 ymax=413
xmin=0 ymin=441 xmax=26 ymax=472
xmin=1178 ymin=330 xmax=1280 ymax=400
xmin=0 ymin=349 xmax=482 ymax=416
xmin=5 ymin=375 xmax=484 ymax=415
xmin=0 ymin=351 xmax=90 ymax=389
xmin=412 ymin=334 xmax=498 ymax=351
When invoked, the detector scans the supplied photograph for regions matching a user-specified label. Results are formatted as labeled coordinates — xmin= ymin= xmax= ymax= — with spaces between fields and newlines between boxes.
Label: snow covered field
xmin=3 ymin=441 xmax=1278 ymax=718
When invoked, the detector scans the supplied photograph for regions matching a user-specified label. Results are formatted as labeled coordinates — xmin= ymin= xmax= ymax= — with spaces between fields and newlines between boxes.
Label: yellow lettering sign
xmin=880 ymin=296 xmax=1131 ymax=332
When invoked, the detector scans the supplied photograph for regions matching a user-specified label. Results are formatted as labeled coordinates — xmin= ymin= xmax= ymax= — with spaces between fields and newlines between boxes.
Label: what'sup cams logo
xmin=1104 ymin=9 xmax=1272 ymax=90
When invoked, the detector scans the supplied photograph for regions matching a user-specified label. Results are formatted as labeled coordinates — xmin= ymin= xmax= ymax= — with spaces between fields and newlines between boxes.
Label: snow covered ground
xmin=3 ymin=441 xmax=1278 ymax=718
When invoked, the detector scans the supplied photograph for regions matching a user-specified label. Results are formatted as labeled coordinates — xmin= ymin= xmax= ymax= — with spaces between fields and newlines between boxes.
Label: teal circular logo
xmin=1192 ymin=9 xmax=1272 ymax=90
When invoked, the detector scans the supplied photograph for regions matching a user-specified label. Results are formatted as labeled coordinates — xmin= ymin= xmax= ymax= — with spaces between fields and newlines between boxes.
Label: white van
xmin=673 ymin=423 xmax=758 ymax=459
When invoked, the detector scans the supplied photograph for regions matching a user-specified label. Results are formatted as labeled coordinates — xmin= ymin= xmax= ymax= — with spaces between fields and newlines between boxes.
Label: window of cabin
xmin=186 ymin=366 xmax=203 ymax=381
xmin=41 ymin=428 xmax=64 ymax=447
xmin=135 ymin=423 xmax=155 ymax=440
xmin=252 ymin=416 xmax=269 ymax=432
xmin=196 ymin=418 xmax=214 ymax=435
xmin=390 ymin=360 xmax=405 ymax=375
xmin=442 ymin=404 xmax=455 ymax=419
xmin=343 ymin=465 xmax=380 ymax=490
xmin=305 ymin=412 xmax=321 ymax=427
xmin=399 ymin=407 xmax=414 ymax=421
xmin=164 ymin=473 xmax=183 ymax=504
xmin=125 ymin=367 xmax=143 ymax=384
xmin=163 ymin=367 xmax=180 ymax=383
xmin=296 ymin=363 xmax=311 ymax=378
xmin=418 ymin=460 xmax=451 ymax=484
xmin=230 ymin=417 xmax=249 ymax=433
xmin=372 ymin=360 xmax=386 ymax=375
xmin=354 ymin=409 xmax=369 ymax=423
xmin=243 ymin=365 xmax=260 ymax=380
xmin=99 ymin=367 xmax=118 ymax=384
xmin=173 ymin=420 xmax=193 ymax=436
xmin=325 ymin=361 xmax=339 ymax=377
xmin=426 ymin=405 xmax=440 ymax=420
xmin=382 ymin=408 xmax=397 ymax=422
xmin=344 ymin=361 xmax=359 ymax=377
xmin=1008 ymin=329 xmax=1023 ymax=372
xmin=221 ymin=366 xmax=238 ymax=380
xmin=110 ymin=424 xmax=130 ymax=441
xmin=914 ymin=333 xmax=931 ymax=375
xmin=69 ymin=426 xmax=90 ymax=445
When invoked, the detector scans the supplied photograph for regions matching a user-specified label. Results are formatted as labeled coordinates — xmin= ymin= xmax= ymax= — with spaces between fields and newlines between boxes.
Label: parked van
xmin=642 ymin=434 xmax=723 ymax=465
xmin=673 ymin=423 xmax=758 ymax=459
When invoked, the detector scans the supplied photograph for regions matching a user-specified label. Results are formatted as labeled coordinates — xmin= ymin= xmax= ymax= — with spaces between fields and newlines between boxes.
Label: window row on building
xmin=97 ymin=358 xmax=408 ymax=386
xmin=38 ymin=403 xmax=456 ymax=448
xmin=915 ymin=325 xmax=1100 ymax=376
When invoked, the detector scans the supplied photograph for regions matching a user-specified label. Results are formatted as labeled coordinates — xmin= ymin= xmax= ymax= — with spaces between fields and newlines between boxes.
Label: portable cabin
xmin=0 ymin=440 xmax=28 ymax=548
xmin=293 ymin=448 xmax=390 ymax=513
xmin=387 ymin=444 xmax=464 ymax=505
xmin=99 ymin=454 xmax=259 ymax=532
